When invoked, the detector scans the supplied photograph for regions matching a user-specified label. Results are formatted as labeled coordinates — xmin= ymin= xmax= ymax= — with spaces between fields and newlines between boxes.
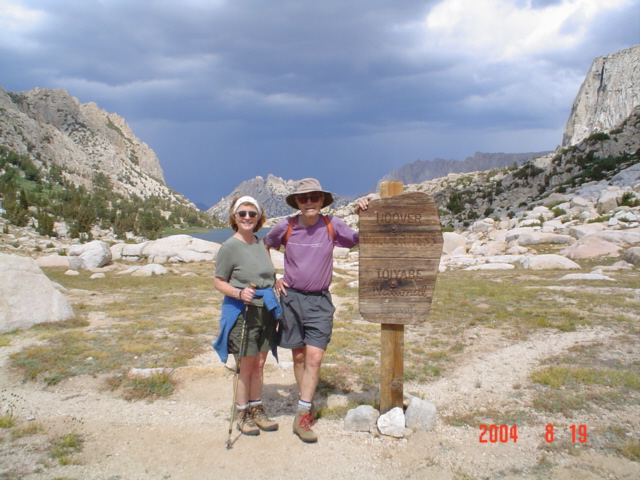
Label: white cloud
xmin=0 ymin=0 xmax=45 ymax=48
xmin=0 ymin=0 xmax=42 ymax=28
xmin=424 ymin=0 xmax=635 ymax=60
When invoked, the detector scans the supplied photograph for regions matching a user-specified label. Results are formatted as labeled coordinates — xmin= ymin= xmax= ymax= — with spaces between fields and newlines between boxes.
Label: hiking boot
xmin=309 ymin=402 xmax=318 ymax=425
xmin=237 ymin=408 xmax=260 ymax=436
xmin=251 ymin=404 xmax=279 ymax=431
xmin=293 ymin=411 xmax=318 ymax=443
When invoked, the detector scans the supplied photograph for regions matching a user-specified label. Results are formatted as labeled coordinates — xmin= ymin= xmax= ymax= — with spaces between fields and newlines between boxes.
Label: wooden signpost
xmin=359 ymin=181 xmax=443 ymax=413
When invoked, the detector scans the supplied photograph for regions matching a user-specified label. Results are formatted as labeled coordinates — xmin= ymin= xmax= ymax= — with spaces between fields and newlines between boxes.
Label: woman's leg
xmin=235 ymin=353 xmax=258 ymax=406
xmin=247 ymin=350 xmax=268 ymax=400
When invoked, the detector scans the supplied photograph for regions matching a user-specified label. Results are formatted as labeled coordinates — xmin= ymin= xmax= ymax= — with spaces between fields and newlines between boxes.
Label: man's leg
xmin=298 ymin=345 xmax=324 ymax=403
xmin=292 ymin=345 xmax=324 ymax=443
xmin=292 ymin=346 xmax=305 ymax=392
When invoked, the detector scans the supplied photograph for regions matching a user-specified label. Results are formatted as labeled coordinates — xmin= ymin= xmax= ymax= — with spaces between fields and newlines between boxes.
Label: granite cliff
xmin=563 ymin=44 xmax=640 ymax=146
xmin=0 ymin=85 xmax=187 ymax=205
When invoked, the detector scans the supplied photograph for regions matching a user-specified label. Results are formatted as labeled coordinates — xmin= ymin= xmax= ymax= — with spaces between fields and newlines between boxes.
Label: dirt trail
xmin=2 ymin=323 xmax=638 ymax=480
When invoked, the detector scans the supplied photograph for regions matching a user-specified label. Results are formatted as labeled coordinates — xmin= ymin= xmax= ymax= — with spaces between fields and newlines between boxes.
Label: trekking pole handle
xmin=244 ymin=283 xmax=257 ymax=304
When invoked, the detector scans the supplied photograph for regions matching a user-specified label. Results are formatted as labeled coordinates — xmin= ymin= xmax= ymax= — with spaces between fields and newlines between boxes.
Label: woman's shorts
xmin=228 ymin=305 xmax=277 ymax=358
xmin=278 ymin=289 xmax=335 ymax=350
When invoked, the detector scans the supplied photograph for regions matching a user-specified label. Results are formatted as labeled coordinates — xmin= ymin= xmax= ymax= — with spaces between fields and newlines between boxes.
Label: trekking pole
xmin=226 ymin=283 xmax=256 ymax=450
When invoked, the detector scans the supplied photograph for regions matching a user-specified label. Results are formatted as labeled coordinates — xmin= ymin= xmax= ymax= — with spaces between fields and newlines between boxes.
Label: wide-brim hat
xmin=286 ymin=178 xmax=334 ymax=210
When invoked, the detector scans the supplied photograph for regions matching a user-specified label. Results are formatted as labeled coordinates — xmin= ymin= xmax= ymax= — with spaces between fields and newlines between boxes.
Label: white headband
xmin=233 ymin=196 xmax=262 ymax=218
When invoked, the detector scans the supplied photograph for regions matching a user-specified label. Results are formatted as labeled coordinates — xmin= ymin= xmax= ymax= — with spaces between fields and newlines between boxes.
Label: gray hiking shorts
xmin=278 ymin=288 xmax=335 ymax=350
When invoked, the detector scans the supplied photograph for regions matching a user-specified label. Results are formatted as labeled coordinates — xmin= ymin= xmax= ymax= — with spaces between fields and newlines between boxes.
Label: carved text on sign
xmin=375 ymin=212 xmax=423 ymax=223
xmin=360 ymin=233 xmax=438 ymax=246
xmin=376 ymin=269 xmax=424 ymax=279
xmin=372 ymin=284 xmax=429 ymax=297
xmin=358 ymin=192 xmax=443 ymax=325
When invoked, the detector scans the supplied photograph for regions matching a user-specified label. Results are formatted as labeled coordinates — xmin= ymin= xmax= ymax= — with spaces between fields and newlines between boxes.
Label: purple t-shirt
xmin=264 ymin=215 xmax=358 ymax=292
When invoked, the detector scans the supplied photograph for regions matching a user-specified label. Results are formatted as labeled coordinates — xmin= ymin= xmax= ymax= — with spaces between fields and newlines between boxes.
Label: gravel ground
xmin=2 ymin=319 xmax=639 ymax=479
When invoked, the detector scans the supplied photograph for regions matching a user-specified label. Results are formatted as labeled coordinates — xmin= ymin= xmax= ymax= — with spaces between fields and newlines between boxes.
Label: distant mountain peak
xmin=380 ymin=151 xmax=552 ymax=187
xmin=206 ymin=175 xmax=348 ymax=220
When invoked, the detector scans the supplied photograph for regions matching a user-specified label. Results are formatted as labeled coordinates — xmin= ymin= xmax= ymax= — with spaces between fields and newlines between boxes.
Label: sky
xmin=1 ymin=0 xmax=639 ymax=207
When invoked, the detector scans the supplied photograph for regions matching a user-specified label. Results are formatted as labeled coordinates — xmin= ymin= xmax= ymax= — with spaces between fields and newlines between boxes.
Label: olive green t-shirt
xmin=214 ymin=236 xmax=275 ymax=306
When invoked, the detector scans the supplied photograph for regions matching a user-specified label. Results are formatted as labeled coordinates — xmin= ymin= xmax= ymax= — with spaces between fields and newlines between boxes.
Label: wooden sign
xmin=359 ymin=192 xmax=443 ymax=325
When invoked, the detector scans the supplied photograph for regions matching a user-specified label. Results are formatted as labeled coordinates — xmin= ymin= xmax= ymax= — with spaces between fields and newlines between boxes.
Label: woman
xmin=213 ymin=195 xmax=281 ymax=436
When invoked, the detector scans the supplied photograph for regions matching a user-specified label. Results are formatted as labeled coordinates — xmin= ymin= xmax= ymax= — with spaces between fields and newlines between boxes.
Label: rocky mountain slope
xmin=0 ymin=85 xmax=187 ymax=206
xmin=379 ymin=151 xmax=551 ymax=187
xmin=206 ymin=174 xmax=349 ymax=220
xmin=563 ymin=44 xmax=640 ymax=146
xmin=0 ymin=86 xmax=215 ymax=239
xmin=418 ymin=106 xmax=640 ymax=230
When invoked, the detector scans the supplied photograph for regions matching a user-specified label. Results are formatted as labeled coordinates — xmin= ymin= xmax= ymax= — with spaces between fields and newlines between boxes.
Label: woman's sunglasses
xmin=236 ymin=210 xmax=258 ymax=218
xmin=297 ymin=193 xmax=322 ymax=204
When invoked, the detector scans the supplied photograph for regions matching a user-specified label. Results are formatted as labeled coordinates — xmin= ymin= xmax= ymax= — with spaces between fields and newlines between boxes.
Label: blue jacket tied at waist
xmin=212 ymin=288 xmax=282 ymax=363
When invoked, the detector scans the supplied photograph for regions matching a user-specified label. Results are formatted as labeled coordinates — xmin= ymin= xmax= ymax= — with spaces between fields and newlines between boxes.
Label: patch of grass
xmin=352 ymin=361 xmax=379 ymax=387
xmin=428 ymin=271 xmax=570 ymax=336
xmin=11 ymin=421 xmax=44 ymax=439
xmin=0 ymin=411 xmax=16 ymax=428
xmin=49 ymin=433 xmax=84 ymax=465
xmin=317 ymin=363 xmax=356 ymax=395
xmin=530 ymin=338 xmax=640 ymax=417
xmin=531 ymin=390 xmax=590 ymax=415
xmin=0 ymin=333 xmax=13 ymax=347
xmin=35 ymin=317 xmax=91 ymax=331
xmin=619 ymin=438 xmax=640 ymax=462
xmin=9 ymin=269 xmax=216 ymax=395
xmin=406 ymin=363 xmax=441 ymax=382
xmin=320 ymin=404 xmax=351 ymax=420
xmin=531 ymin=365 xmax=640 ymax=389
xmin=586 ymin=424 xmax=640 ymax=462
xmin=330 ymin=271 xmax=358 ymax=298
xmin=121 ymin=372 xmax=175 ymax=401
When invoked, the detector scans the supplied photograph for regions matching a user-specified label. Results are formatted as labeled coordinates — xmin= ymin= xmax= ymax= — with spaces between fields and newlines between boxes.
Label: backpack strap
xmin=323 ymin=215 xmax=335 ymax=244
xmin=283 ymin=217 xmax=296 ymax=246
xmin=283 ymin=215 xmax=335 ymax=246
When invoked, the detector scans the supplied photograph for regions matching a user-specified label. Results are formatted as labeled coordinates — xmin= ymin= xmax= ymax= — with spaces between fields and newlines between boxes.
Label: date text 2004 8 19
xmin=479 ymin=424 xmax=588 ymax=443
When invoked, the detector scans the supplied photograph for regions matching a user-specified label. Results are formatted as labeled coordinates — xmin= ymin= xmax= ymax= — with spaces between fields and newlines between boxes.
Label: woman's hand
xmin=240 ymin=285 xmax=256 ymax=303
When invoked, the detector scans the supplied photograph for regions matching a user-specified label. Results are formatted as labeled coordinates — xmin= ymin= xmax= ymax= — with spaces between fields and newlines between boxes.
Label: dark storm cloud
xmin=1 ymin=0 xmax=638 ymax=204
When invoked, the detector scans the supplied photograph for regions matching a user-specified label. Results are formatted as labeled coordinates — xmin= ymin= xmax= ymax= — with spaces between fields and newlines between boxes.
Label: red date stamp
xmin=479 ymin=424 xmax=588 ymax=443
xmin=545 ymin=424 xmax=588 ymax=443
xmin=479 ymin=424 xmax=519 ymax=443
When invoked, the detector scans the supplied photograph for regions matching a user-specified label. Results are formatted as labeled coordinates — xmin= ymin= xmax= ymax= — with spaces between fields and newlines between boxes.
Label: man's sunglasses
xmin=236 ymin=210 xmax=258 ymax=218
xmin=297 ymin=193 xmax=322 ymax=204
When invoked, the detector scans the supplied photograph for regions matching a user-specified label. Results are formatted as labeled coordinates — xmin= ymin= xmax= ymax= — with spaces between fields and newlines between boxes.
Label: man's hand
xmin=275 ymin=277 xmax=290 ymax=296
xmin=354 ymin=197 xmax=370 ymax=214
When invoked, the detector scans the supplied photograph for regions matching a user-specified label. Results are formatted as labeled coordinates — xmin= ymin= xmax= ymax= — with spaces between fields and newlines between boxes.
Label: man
xmin=264 ymin=178 xmax=368 ymax=443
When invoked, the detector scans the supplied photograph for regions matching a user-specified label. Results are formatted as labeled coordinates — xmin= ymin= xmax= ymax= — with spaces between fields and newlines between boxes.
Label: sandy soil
xmin=2 ymin=316 xmax=639 ymax=480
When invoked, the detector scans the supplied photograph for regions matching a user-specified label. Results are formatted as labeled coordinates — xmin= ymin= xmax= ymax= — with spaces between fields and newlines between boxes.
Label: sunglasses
xmin=297 ymin=193 xmax=322 ymax=204
xmin=236 ymin=210 xmax=258 ymax=218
